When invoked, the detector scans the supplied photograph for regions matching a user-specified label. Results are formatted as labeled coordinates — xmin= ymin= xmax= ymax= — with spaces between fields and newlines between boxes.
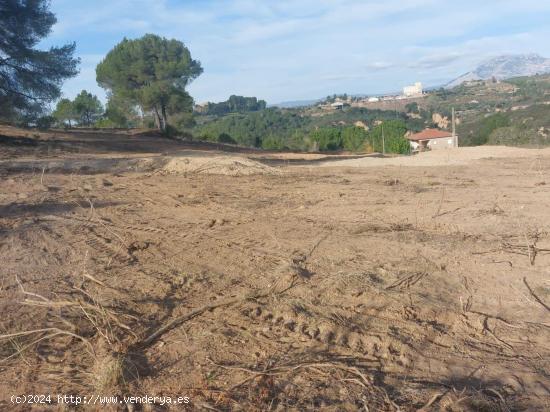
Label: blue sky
xmin=43 ymin=0 xmax=550 ymax=104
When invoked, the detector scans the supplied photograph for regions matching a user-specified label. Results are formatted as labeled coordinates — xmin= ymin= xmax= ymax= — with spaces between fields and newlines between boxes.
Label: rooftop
xmin=407 ymin=128 xmax=454 ymax=141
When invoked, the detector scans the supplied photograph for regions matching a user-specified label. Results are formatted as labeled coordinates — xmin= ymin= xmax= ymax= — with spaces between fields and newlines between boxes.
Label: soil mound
xmin=161 ymin=155 xmax=281 ymax=176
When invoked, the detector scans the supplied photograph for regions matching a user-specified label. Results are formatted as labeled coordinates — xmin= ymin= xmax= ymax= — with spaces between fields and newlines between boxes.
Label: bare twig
xmin=432 ymin=187 xmax=446 ymax=218
xmin=0 ymin=327 xmax=94 ymax=360
xmin=418 ymin=392 xmax=443 ymax=411
xmin=15 ymin=275 xmax=49 ymax=302
xmin=209 ymin=358 xmax=375 ymax=391
xmin=386 ymin=272 xmax=427 ymax=291
xmin=523 ymin=277 xmax=550 ymax=313
xmin=141 ymin=278 xmax=298 ymax=347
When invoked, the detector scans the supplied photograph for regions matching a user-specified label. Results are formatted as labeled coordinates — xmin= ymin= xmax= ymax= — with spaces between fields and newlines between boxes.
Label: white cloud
xmin=408 ymin=53 xmax=465 ymax=69
xmin=365 ymin=62 xmax=395 ymax=71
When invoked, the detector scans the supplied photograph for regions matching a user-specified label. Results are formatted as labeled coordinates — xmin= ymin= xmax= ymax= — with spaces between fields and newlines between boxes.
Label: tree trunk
xmin=160 ymin=104 xmax=168 ymax=133
xmin=153 ymin=107 xmax=161 ymax=130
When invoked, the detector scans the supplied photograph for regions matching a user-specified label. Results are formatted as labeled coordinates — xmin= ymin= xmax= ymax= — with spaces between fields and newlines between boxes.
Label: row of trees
xmin=52 ymin=90 xmax=103 ymax=127
xmin=198 ymin=95 xmax=267 ymax=116
xmin=51 ymin=90 xmax=147 ymax=129
xmin=305 ymin=121 xmax=409 ymax=153
xmin=195 ymin=108 xmax=410 ymax=153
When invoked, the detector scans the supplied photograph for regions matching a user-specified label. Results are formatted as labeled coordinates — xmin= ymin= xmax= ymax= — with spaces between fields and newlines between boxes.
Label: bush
xmin=474 ymin=113 xmax=510 ymax=145
xmin=261 ymin=135 xmax=286 ymax=150
xmin=36 ymin=115 xmax=55 ymax=130
xmin=172 ymin=112 xmax=196 ymax=131
xmin=406 ymin=102 xmax=419 ymax=114
xmin=310 ymin=127 xmax=342 ymax=151
xmin=342 ymin=126 xmax=367 ymax=151
xmin=386 ymin=135 xmax=410 ymax=154
xmin=163 ymin=124 xmax=181 ymax=138
xmin=218 ymin=132 xmax=236 ymax=144
xmin=369 ymin=120 xmax=409 ymax=154
xmin=94 ymin=118 xmax=118 ymax=128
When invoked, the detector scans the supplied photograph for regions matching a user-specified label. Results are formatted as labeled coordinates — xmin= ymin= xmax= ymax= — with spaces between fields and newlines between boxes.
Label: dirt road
xmin=1 ymin=128 xmax=549 ymax=411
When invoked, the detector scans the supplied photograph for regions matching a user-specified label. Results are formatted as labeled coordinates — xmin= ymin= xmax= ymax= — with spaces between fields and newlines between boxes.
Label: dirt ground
xmin=1 ymin=127 xmax=549 ymax=411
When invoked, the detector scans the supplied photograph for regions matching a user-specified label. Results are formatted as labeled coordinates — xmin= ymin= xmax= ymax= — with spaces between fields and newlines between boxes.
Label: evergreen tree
xmin=0 ymin=0 xmax=79 ymax=120
xmin=73 ymin=90 xmax=103 ymax=126
xmin=342 ymin=126 xmax=367 ymax=151
xmin=52 ymin=98 xmax=75 ymax=127
xmin=96 ymin=34 xmax=202 ymax=132
xmin=104 ymin=93 xmax=138 ymax=128
xmin=369 ymin=120 xmax=409 ymax=154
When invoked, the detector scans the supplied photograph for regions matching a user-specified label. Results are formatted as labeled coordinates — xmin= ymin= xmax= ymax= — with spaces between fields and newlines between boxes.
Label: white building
xmin=403 ymin=82 xmax=423 ymax=97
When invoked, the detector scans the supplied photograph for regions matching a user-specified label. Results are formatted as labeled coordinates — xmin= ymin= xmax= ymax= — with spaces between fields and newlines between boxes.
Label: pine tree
xmin=73 ymin=90 xmax=103 ymax=126
xmin=0 ymin=0 xmax=79 ymax=120
xmin=96 ymin=34 xmax=202 ymax=132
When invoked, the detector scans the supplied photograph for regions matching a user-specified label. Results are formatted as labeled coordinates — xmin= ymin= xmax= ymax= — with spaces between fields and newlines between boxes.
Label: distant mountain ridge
xmin=446 ymin=54 xmax=550 ymax=88
xmin=269 ymin=99 xmax=320 ymax=108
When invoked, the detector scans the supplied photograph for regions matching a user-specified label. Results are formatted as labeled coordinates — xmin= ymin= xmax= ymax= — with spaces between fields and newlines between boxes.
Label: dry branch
xmin=208 ymin=358 xmax=376 ymax=391
xmin=523 ymin=277 xmax=550 ymax=313
xmin=141 ymin=278 xmax=299 ymax=347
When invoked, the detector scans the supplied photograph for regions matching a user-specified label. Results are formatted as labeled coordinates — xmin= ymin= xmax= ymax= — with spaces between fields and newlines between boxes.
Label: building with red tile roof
xmin=407 ymin=128 xmax=457 ymax=151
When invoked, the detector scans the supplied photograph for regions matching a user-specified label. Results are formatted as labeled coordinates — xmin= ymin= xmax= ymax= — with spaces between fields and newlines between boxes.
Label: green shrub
xmin=309 ymin=127 xmax=342 ymax=151
xmin=474 ymin=113 xmax=510 ymax=145
xmin=36 ymin=115 xmax=55 ymax=130
xmin=261 ymin=135 xmax=286 ymax=150
xmin=342 ymin=126 xmax=367 ymax=151
xmin=218 ymin=132 xmax=236 ymax=144
xmin=94 ymin=118 xmax=117 ymax=128
xmin=369 ymin=120 xmax=409 ymax=153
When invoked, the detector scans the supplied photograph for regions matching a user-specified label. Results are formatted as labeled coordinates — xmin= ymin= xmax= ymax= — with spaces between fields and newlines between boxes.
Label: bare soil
xmin=1 ymin=127 xmax=549 ymax=411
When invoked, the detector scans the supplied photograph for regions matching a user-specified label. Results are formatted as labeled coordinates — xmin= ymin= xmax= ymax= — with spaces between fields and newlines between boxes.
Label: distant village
xmin=320 ymin=81 xmax=425 ymax=111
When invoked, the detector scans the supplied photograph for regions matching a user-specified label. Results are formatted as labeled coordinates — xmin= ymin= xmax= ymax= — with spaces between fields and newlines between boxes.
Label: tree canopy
xmin=199 ymin=95 xmax=267 ymax=116
xmin=103 ymin=93 xmax=139 ymax=128
xmin=342 ymin=126 xmax=368 ymax=151
xmin=52 ymin=98 xmax=75 ymax=127
xmin=369 ymin=120 xmax=410 ymax=154
xmin=96 ymin=34 xmax=202 ymax=132
xmin=73 ymin=90 xmax=103 ymax=126
xmin=196 ymin=108 xmax=309 ymax=148
xmin=0 ymin=0 xmax=79 ymax=120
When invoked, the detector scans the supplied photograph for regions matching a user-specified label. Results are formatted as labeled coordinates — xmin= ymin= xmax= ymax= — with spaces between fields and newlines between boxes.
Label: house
xmin=407 ymin=128 xmax=458 ymax=151
xmin=331 ymin=101 xmax=345 ymax=110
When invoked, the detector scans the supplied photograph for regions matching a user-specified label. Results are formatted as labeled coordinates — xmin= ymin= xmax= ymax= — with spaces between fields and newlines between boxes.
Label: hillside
xmin=191 ymin=73 xmax=550 ymax=150
xmin=434 ymin=74 xmax=550 ymax=146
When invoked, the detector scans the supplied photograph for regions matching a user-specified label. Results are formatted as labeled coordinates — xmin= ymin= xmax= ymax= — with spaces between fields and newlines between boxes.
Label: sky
xmin=42 ymin=0 xmax=550 ymax=104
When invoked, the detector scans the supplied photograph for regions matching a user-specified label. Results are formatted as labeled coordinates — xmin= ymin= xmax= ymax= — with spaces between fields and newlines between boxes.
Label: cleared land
xmin=1 ymin=127 xmax=549 ymax=411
